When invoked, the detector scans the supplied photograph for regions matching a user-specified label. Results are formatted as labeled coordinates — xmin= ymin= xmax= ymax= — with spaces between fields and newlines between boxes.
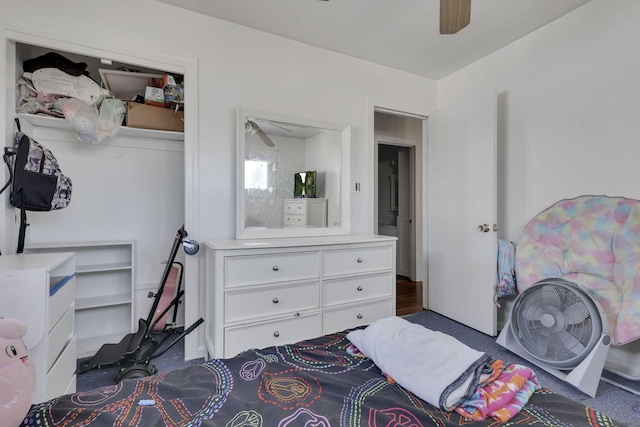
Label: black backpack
xmin=1 ymin=120 xmax=72 ymax=253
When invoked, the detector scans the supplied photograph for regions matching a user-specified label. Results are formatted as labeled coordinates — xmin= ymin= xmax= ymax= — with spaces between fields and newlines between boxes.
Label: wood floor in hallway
xmin=396 ymin=276 xmax=424 ymax=316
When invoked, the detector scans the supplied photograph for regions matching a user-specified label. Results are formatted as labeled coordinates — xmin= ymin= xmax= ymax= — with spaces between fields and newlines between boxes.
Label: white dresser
xmin=283 ymin=198 xmax=328 ymax=227
xmin=205 ymin=235 xmax=396 ymax=358
xmin=0 ymin=253 xmax=77 ymax=403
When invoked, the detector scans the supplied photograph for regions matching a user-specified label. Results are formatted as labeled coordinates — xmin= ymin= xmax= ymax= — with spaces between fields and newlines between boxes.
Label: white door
xmin=397 ymin=147 xmax=413 ymax=279
xmin=427 ymin=90 xmax=497 ymax=336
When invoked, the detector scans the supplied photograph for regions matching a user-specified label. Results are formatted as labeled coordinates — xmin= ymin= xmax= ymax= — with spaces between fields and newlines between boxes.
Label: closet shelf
xmin=17 ymin=113 xmax=184 ymax=141
xmin=76 ymin=294 xmax=132 ymax=310
xmin=76 ymin=262 xmax=132 ymax=274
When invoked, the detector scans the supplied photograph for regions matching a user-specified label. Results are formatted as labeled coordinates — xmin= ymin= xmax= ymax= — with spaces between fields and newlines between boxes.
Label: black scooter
xmin=77 ymin=225 xmax=203 ymax=382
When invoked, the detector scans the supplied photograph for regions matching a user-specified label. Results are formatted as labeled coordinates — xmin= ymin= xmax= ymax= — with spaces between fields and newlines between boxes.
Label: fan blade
xmin=262 ymin=120 xmax=293 ymax=132
xmin=440 ymin=0 xmax=471 ymax=35
xmin=562 ymin=302 xmax=589 ymax=325
xmin=559 ymin=330 xmax=586 ymax=356
xmin=246 ymin=120 xmax=275 ymax=147
xmin=522 ymin=305 xmax=544 ymax=322
xmin=255 ymin=127 xmax=275 ymax=147
xmin=539 ymin=285 xmax=563 ymax=310
xmin=532 ymin=331 xmax=551 ymax=356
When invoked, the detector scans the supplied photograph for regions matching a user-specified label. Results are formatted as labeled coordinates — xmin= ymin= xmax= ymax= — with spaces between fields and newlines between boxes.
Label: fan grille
xmin=511 ymin=279 xmax=602 ymax=369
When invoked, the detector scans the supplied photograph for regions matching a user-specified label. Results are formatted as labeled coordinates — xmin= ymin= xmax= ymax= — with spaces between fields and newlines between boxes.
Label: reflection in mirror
xmin=237 ymin=107 xmax=350 ymax=239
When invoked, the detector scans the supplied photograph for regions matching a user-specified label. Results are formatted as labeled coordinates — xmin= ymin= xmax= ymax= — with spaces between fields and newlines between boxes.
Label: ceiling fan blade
xmin=246 ymin=120 xmax=275 ymax=147
xmin=255 ymin=128 xmax=275 ymax=147
xmin=440 ymin=0 xmax=471 ymax=35
xmin=261 ymin=119 xmax=293 ymax=132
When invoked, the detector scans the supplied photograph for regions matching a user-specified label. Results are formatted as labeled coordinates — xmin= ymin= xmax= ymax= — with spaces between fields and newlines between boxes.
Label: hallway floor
xmin=396 ymin=276 xmax=424 ymax=316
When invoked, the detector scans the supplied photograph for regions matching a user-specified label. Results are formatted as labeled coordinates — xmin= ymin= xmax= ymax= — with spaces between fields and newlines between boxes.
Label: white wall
xmin=306 ymin=131 xmax=342 ymax=226
xmin=0 ymin=0 xmax=437 ymax=238
xmin=436 ymin=0 xmax=640 ymax=242
xmin=0 ymin=0 xmax=437 ymax=357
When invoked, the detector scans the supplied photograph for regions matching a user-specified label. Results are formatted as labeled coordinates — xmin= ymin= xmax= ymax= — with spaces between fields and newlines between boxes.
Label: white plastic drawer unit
xmin=48 ymin=274 xmax=76 ymax=329
xmin=224 ymin=281 xmax=320 ymax=323
xmin=46 ymin=306 xmax=74 ymax=369
xmin=224 ymin=251 xmax=320 ymax=288
xmin=46 ymin=335 xmax=77 ymax=401
xmin=323 ymin=245 xmax=393 ymax=277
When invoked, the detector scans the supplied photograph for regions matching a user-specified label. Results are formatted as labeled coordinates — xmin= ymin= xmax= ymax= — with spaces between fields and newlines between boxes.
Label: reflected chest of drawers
xmin=283 ymin=198 xmax=328 ymax=227
xmin=205 ymin=235 xmax=396 ymax=358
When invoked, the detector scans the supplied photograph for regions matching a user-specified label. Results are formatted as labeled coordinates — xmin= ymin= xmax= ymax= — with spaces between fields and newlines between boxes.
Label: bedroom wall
xmin=436 ymin=0 xmax=640 ymax=242
xmin=0 ymin=0 xmax=437 ymax=357
xmin=0 ymin=0 xmax=436 ymax=238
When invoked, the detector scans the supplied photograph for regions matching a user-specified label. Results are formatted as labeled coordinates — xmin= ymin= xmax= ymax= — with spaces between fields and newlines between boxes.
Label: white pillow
xmin=346 ymin=316 xmax=492 ymax=410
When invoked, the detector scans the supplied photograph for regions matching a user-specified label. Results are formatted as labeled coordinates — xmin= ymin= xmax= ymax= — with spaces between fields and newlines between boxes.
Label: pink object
xmin=152 ymin=266 xmax=179 ymax=332
xmin=0 ymin=318 xmax=35 ymax=427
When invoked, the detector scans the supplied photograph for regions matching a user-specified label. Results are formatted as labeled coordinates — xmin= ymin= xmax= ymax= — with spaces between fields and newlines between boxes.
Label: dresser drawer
xmin=46 ymin=305 xmax=74 ymax=370
xmin=225 ymin=281 xmax=320 ymax=323
xmin=224 ymin=313 xmax=321 ymax=358
xmin=323 ymin=298 xmax=393 ymax=334
xmin=324 ymin=273 xmax=393 ymax=307
xmin=225 ymin=251 xmax=319 ymax=288
xmin=323 ymin=245 xmax=393 ymax=277
xmin=44 ymin=335 xmax=77 ymax=402
xmin=284 ymin=214 xmax=306 ymax=226
xmin=48 ymin=275 xmax=75 ymax=330
xmin=284 ymin=201 xmax=306 ymax=214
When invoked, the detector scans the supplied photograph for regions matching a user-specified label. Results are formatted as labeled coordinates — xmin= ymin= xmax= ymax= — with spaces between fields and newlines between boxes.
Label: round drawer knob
xmin=272 ymin=265 xmax=279 ymax=271
xmin=273 ymin=331 xmax=280 ymax=338
xmin=356 ymin=286 xmax=363 ymax=291
xmin=357 ymin=314 xmax=363 ymax=319
xmin=272 ymin=297 xmax=279 ymax=304
xmin=357 ymin=258 xmax=363 ymax=263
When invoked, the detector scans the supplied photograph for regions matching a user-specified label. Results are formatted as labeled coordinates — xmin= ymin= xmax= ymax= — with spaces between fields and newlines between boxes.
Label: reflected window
xmin=245 ymin=160 xmax=268 ymax=190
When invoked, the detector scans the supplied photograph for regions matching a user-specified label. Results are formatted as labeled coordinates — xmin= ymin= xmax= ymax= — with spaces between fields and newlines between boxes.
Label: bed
xmin=19 ymin=317 xmax=627 ymax=427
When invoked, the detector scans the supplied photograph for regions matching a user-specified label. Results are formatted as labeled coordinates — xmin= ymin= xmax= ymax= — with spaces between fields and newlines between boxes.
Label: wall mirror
xmin=236 ymin=107 xmax=351 ymax=239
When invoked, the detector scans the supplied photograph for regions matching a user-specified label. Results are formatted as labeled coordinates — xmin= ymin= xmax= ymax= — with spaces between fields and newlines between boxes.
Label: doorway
xmin=373 ymin=110 xmax=425 ymax=313
xmin=378 ymin=144 xmax=413 ymax=278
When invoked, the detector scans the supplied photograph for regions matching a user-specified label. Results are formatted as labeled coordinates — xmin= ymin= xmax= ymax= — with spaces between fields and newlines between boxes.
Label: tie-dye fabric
xmin=515 ymin=195 xmax=640 ymax=345
xmin=455 ymin=363 xmax=541 ymax=422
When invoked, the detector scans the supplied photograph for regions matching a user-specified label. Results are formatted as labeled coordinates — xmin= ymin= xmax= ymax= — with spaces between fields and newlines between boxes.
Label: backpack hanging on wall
xmin=1 ymin=119 xmax=72 ymax=253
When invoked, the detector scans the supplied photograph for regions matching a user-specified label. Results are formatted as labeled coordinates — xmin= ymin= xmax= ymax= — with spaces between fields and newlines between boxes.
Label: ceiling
xmin=155 ymin=0 xmax=591 ymax=79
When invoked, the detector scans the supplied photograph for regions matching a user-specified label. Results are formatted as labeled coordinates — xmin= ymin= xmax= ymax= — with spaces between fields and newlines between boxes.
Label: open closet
xmin=3 ymin=33 xmax=191 ymax=359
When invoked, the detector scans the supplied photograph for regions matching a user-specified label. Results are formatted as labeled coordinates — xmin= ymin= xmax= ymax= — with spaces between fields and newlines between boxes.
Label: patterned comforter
xmin=516 ymin=195 xmax=640 ymax=345
xmin=19 ymin=328 xmax=627 ymax=426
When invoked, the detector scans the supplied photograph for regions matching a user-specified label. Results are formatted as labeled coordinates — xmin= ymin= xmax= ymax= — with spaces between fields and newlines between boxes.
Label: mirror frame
xmin=236 ymin=107 xmax=351 ymax=239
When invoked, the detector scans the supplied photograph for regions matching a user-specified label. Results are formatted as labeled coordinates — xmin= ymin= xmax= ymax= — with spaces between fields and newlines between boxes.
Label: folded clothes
xmin=346 ymin=316 xmax=493 ymax=411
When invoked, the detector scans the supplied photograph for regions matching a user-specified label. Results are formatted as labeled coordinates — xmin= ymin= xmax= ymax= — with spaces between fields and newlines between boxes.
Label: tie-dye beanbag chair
xmin=515 ymin=195 xmax=640 ymax=346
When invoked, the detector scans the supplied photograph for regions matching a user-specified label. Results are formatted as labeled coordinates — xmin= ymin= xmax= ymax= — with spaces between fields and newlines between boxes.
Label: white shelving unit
xmin=25 ymin=241 xmax=135 ymax=358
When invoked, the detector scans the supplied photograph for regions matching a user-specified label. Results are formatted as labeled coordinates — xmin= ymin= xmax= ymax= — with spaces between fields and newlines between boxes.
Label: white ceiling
xmin=155 ymin=0 xmax=591 ymax=79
